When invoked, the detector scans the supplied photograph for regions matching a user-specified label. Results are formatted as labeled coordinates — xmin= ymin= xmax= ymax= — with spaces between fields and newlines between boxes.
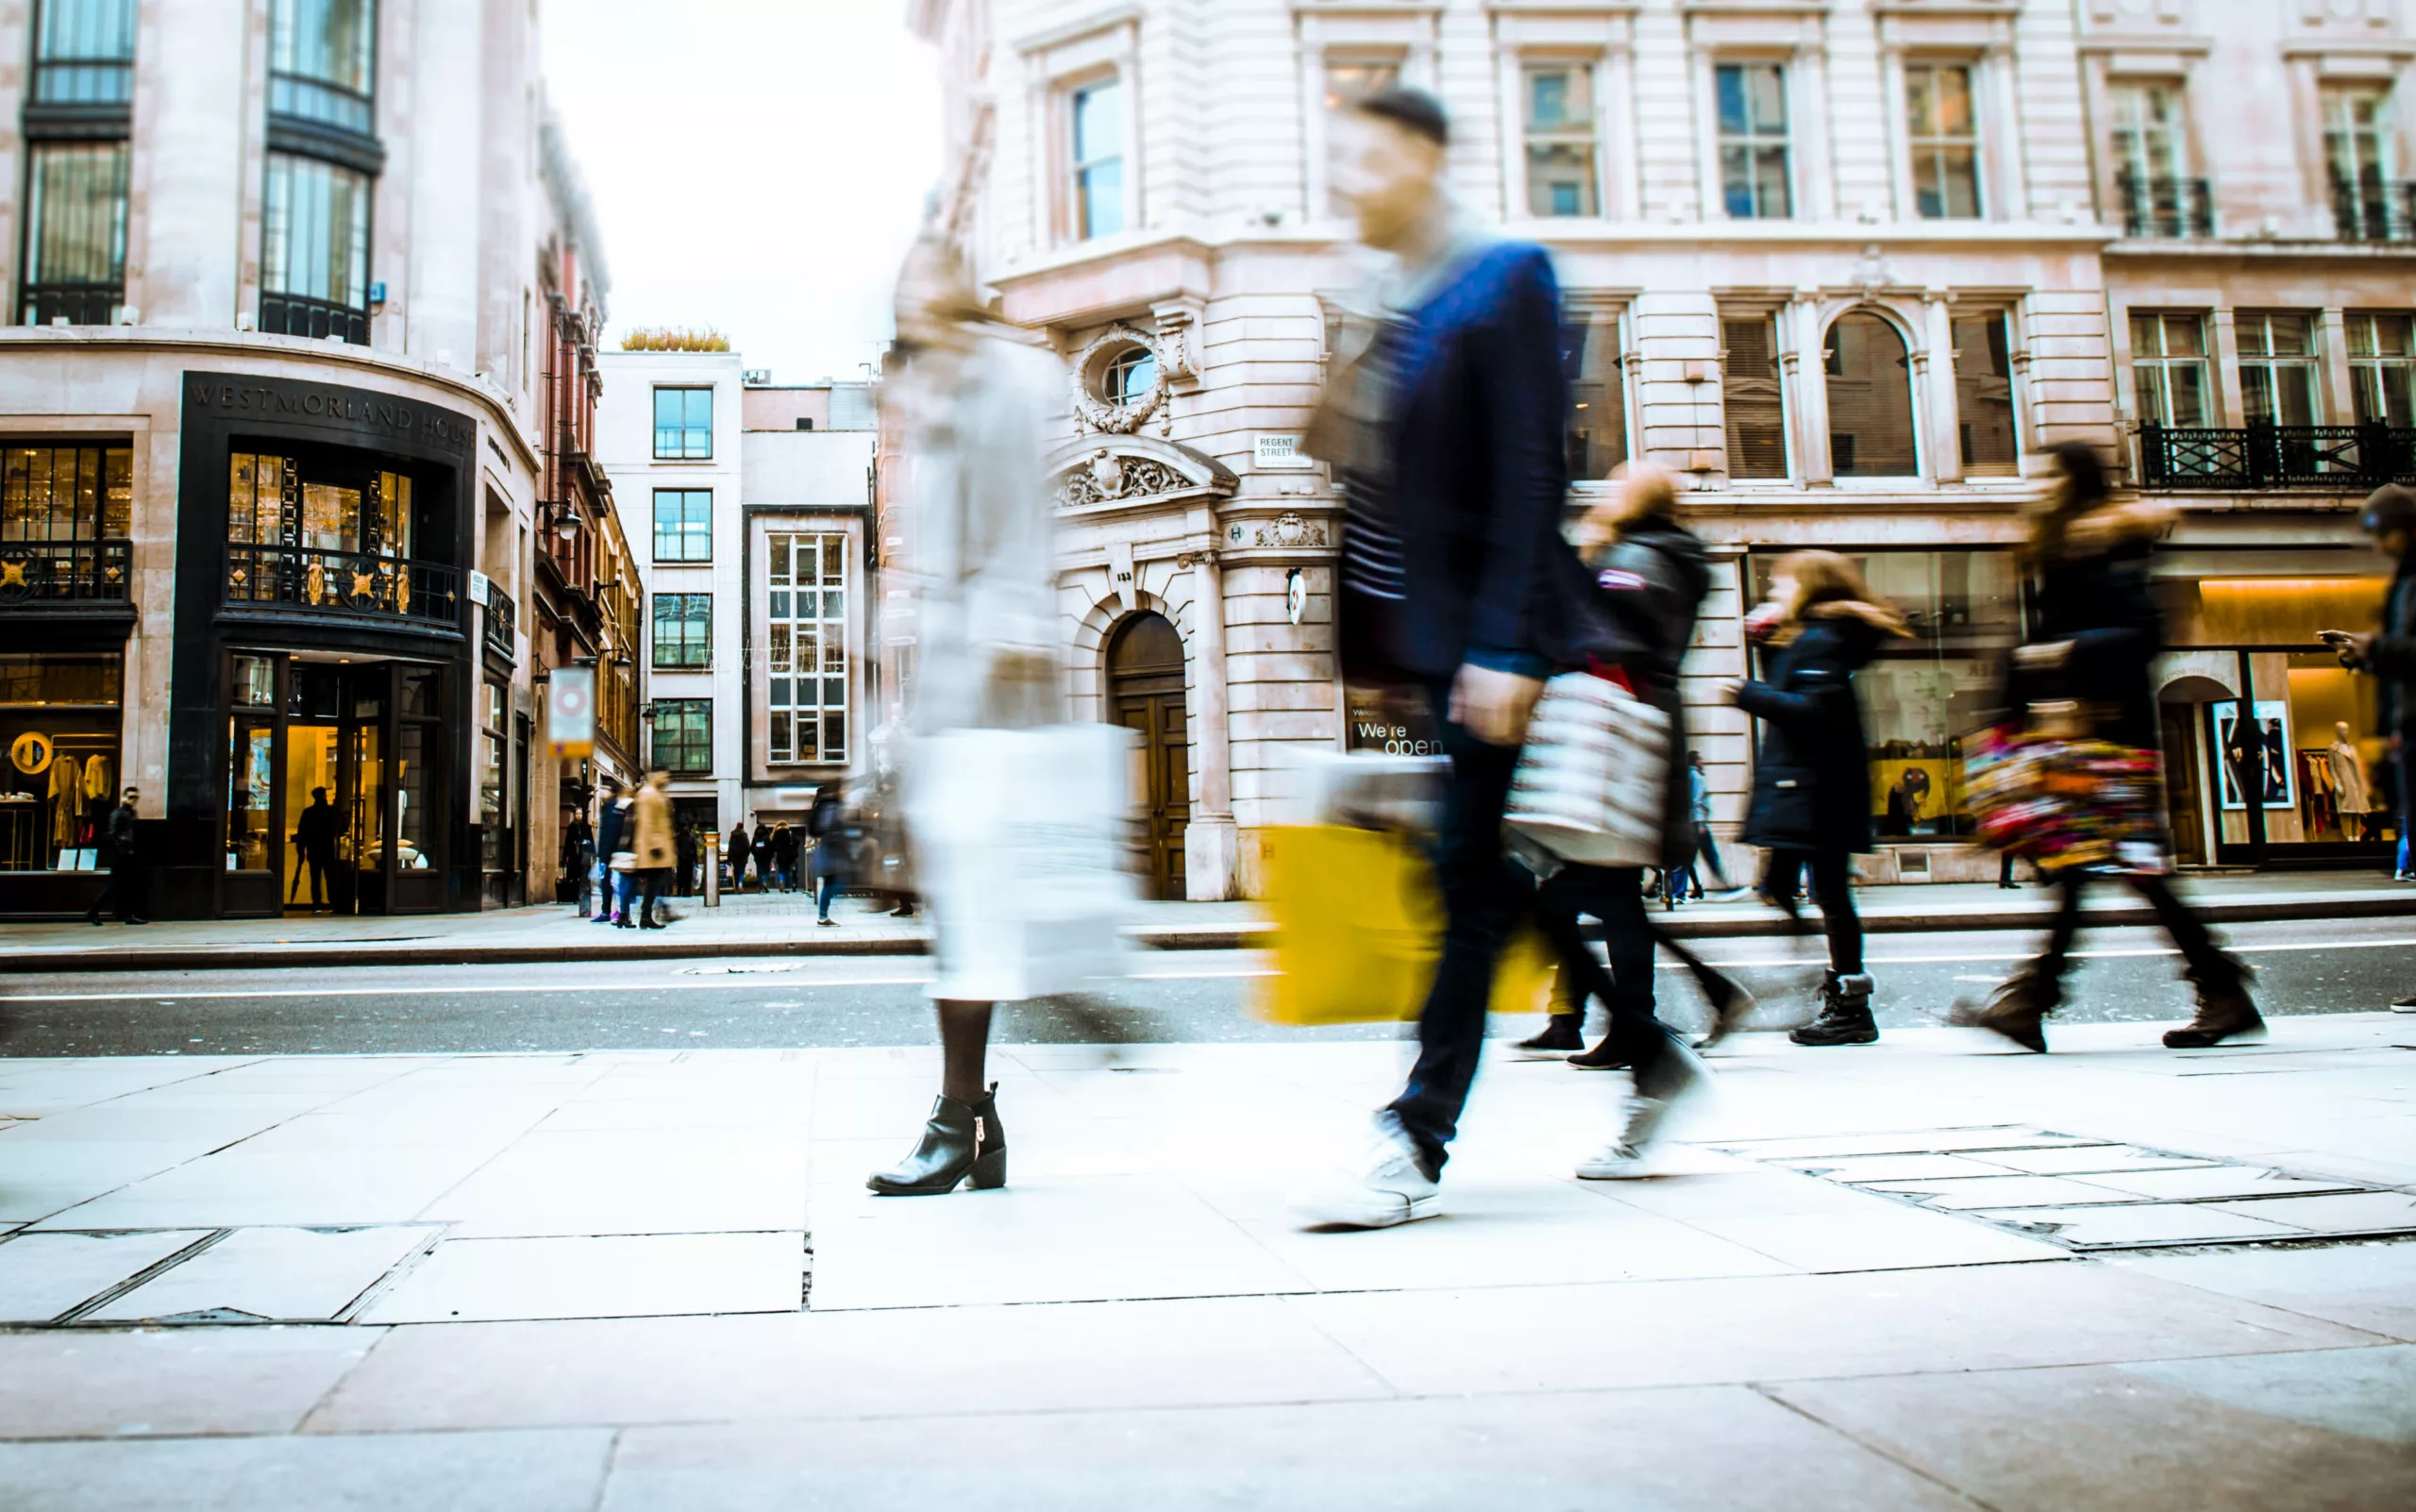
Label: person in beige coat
xmin=630 ymin=771 xmax=677 ymax=930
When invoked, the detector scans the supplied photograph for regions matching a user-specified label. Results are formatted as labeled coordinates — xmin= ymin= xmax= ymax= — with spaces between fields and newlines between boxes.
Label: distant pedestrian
xmin=750 ymin=822 xmax=772 ymax=895
xmin=1959 ymin=442 xmax=2258 ymax=1050
xmin=562 ymin=811 xmax=596 ymax=916
xmin=808 ymin=788 xmax=850 ymax=926
xmin=83 ymin=787 xmax=148 ymax=926
xmin=727 ymin=819 xmax=751 ymax=891
xmin=1725 ymin=549 xmax=1910 ymax=1047
xmin=597 ymin=781 xmax=634 ymax=927
xmin=675 ymin=818 xmax=699 ymax=898
xmin=290 ymin=787 xmax=338 ymax=911
xmin=2324 ymin=483 xmax=2415 ymax=1009
xmin=771 ymin=822 xmax=801 ymax=893
xmin=631 ymin=771 xmax=677 ymax=929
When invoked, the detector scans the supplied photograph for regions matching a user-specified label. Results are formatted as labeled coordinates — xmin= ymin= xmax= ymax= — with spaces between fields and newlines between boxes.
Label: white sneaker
xmin=1296 ymin=1116 xmax=1441 ymax=1228
xmin=1576 ymin=1040 xmax=1710 ymax=1180
xmin=2391 ymin=994 xmax=2416 ymax=1013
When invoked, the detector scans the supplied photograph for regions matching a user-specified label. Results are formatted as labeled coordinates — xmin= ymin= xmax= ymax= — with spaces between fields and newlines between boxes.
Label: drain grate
xmin=1716 ymin=1125 xmax=2416 ymax=1252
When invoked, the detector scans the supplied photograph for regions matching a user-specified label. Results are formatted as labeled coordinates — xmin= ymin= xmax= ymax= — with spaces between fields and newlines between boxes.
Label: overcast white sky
xmin=542 ymin=0 xmax=941 ymax=383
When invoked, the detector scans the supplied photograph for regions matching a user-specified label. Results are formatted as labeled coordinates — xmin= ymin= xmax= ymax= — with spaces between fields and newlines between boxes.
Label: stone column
xmin=133 ymin=0 xmax=249 ymax=327
xmin=407 ymin=0 xmax=483 ymax=372
xmin=1923 ymin=291 xmax=1964 ymax=483
xmin=1786 ymin=293 xmax=1832 ymax=486
xmin=1182 ymin=548 xmax=1236 ymax=900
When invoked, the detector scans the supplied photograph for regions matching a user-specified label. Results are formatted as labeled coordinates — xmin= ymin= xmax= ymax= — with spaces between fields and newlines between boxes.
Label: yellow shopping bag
xmin=1254 ymin=825 xmax=1556 ymax=1025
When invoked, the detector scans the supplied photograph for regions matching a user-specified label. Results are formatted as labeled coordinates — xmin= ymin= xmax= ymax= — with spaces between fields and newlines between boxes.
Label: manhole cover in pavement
xmin=1715 ymin=1126 xmax=2416 ymax=1252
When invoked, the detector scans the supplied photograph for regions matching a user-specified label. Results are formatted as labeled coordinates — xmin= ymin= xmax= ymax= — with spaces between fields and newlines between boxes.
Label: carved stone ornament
xmin=1055 ymin=446 xmax=1187 ymax=508
xmin=1252 ymin=512 xmax=1327 ymax=548
xmin=1070 ymin=325 xmax=1168 ymax=436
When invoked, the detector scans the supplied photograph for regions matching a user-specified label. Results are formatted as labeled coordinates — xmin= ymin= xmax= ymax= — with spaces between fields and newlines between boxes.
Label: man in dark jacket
xmin=84 ymin=787 xmax=146 ymax=926
xmin=290 ymin=787 xmax=338 ymax=911
xmin=1300 ymin=88 xmax=1583 ymax=1228
xmin=727 ymin=819 xmax=751 ymax=890
xmin=2331 ymin=484 xmax=2416 ymax=1008
xmin=593 ymin=780 xmax=628 ymax=925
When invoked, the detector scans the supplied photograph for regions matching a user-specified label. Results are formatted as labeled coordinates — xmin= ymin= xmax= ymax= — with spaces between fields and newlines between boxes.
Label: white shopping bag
xmin=905 ymin=723 xmax=1140 ymax=1003
xmin=1504 ymin=671 xmax=1669 ymax=866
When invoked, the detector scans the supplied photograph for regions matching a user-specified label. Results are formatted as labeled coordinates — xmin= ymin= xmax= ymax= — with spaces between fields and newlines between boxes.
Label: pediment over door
xmin=1045 ymin=435 xmax=1239 ymax=511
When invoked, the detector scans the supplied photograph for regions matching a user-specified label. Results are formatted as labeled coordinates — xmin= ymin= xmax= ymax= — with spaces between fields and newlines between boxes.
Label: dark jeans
xmin=640 ymin=866 xmax=670 ymax=924
xmin=2033 ymin=871 xmax=2236 ymax=995
xmin=1761 ymin=847 xmax=1863 ymax=975
xmin=817 ymin=874 xmax=841 ymax=919
xmin=1672 ymin=822 xmax=1730 ymax=898
xmin=1532 ymin=865 xmax=1685 ymax=1096
xmin=289 ymin=852 xmax=330 ymax=906
xmin=1384 ymin=684 xmax=1531 ymax=1172
xmin=87 ymin=861 xmax=146 ymax=922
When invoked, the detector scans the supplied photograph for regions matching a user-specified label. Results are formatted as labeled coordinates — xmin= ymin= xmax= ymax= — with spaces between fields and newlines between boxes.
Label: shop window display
xmin=1 ymin=653 xmax=123 ymax=873
xmin=1750 ymin=550 xmax=2022 ymax=839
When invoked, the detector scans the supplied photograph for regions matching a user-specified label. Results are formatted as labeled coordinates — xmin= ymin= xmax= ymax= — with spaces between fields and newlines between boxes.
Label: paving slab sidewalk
xmin=2 ymin=1016 xmax=2413 ymax=1507
xmin=6 ymin=870 xmax=2411 ymax=974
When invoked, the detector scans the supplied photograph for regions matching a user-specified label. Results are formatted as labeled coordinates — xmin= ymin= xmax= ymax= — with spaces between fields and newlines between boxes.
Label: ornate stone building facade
xmin=907 ymin=0 xmax=2412 ymax=898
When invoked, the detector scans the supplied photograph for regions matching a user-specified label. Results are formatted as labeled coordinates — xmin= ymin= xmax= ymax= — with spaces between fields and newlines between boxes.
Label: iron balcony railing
xmin=483 ymin=584 xmax=517 ymax=661
xmin=2116 ymin=170 xmax=2214 ymax=239
xmin=20 ymin=283 xmax=123 ymax=328
xmin=2138 ymin=422 xmax=2416 ymax=490
xmin=2332 ymin=176 xmax=2416 ymax=244
xmin=225 ymin=544 xmax=461 ymax=628
xmin=0 ymin=539 xmax=130 ymax=603
xmin=258 ymin=292 xmax=370 ymax=345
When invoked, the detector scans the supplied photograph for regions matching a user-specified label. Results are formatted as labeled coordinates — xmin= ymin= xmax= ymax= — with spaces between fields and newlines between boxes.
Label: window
xmin=1905 ymin=63 xmax=1981 ymax=219
xmin=651 ymin=489 xmax=712 ymax=562
xmin=766 ymin=532 xmax=849 ymax=764
xmin=1951 ymin=313 xmax=2019 ymax=477
xmin=1560 ymin=311 xmax=1627 ymax=480
xmin=19 ymin=142 xmax=128 ymax=327
xmin=2235 ymin=312 xmax=2319 ymax=428
xmin=2108 ymin=80 xmax=2203 ymax=237
xmin=1524 ymin=64 xmax=1599 ymax=218
xmin=1825 ymin=313 xmax=1920 ymax=479
xmin=1716 ymin=63 xmax=1791 ymax=220
xmin=652 ymin=593 xmax=713 ymax=670
xmin=650 ymin=698 xmax=713 ymax=776
xmin=1071 ymin=77 xmax=1126 ymax=241
xmin=3 ymin=444 xmax=131 ymax=542
xmin=652 ymin=388 xmax=713 ymax=460
xmin=2326 ymin=86 xmax=2400 ymax=240
xmin=1323 ymin=60 xmax=1401 ymax=215
xmin=30 ymin=0 xmax=136 ymax=107
xmin=1721 ymin=313 xmax=1788 ymax=479
xmin=478 ymin=680 xmax=506 ymax=869
xmin=1103 ymin=346 xmax=1157 ymax=407
xmin=260 ymin=152 xmax=372 ymax=343
xmin=2348 ymin=312 xmax=2416 ymax=427
xmin=270 ymin=0 xmax=376 ymax=133
xmin=2130 ymin=312 xmax=2212 ymax=428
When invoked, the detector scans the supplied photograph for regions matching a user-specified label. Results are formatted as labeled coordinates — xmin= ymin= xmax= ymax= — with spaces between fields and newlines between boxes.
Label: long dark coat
xmin=1737 ymin=610 xmax=1888 ymax=854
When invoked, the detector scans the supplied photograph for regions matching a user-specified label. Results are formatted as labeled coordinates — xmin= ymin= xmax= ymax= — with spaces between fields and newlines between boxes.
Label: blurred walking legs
xmin=1962 ymin=870 xmax=2257 ymax=1051
xmin=1761 ymin=847 xmax=1877 ymax=1046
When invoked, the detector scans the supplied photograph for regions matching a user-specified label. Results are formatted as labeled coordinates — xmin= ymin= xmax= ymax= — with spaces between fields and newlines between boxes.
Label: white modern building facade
xmin=906 ymin=0 xmax=2413 ymax=899
xmin=598 ymin=357 xmax=876 ymax=841
xmin=0 ymin=0 xmax=622 ymax=918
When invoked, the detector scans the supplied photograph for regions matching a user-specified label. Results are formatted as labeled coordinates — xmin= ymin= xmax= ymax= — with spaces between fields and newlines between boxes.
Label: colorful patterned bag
xmin=1965 ymin=720 xmax=2170 ymax=876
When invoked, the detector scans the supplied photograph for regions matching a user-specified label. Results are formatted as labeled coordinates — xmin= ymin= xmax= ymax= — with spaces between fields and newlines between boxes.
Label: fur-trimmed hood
xmin=2050 ymin=498 xmax=2175 ymax=559
xmin=1803 ymin=597 xmax=1913 ymax=639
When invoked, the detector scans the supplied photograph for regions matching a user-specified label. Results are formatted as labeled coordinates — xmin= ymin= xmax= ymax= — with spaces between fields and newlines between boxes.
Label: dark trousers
xmin=1384 ymin=685 xmax=1530 ymax=1171
xmin=290 ymin=852 xmax=330 ymax=906
xmin=1532 ymin=865 xmax=1683 ymax=1095
xmin=87 ymin=861 xmax=146 ymax=922
xmin=2033 ymin=871 xmax=2236 ymax=994
xmin=1673 ymin=822 xmax=1729 ymax=898
xmin=640 ymin=867 xmax=669 ymax=923
xmin=1762 ymin=847 xmax=1863 ymax=975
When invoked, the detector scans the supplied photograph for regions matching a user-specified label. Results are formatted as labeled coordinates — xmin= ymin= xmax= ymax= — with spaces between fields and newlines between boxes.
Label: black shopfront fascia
xmin=163 ymin=372 xmax=480 ymax=919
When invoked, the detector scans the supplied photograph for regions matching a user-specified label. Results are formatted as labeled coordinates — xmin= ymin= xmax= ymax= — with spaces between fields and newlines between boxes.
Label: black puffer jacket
xmin=1548 ymin=517 xmax=1710 ymax=867
xmin=2016 ymin=502 xmax=2171 ymax=750
xmin=1737 ymin=608 xmax=1889 ymax=853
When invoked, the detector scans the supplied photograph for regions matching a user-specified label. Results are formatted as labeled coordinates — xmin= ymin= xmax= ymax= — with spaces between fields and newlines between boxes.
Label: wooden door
xmin=2161 ymin=704 xmax=2206 ymax=865
xmin=1108 ymin=613 xmax=1190 ymax=899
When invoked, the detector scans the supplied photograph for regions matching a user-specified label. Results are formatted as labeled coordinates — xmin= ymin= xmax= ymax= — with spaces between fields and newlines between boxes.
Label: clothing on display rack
xmin=81 ymin=752 xmax=113 ymax=801
xmin=2297 ymin=748 xmax=2339 ymax=838
xmin=47 ymin=752 xmax=81 ymax=853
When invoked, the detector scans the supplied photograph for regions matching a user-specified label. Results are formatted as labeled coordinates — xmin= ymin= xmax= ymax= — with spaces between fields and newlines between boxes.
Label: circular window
xmin=1102 ymin=346 xmax=1158 ymax=407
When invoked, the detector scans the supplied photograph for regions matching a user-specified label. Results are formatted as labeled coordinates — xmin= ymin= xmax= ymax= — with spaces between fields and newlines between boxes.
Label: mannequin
xmin=2327 ymin=721 xmax=2372 ymax=840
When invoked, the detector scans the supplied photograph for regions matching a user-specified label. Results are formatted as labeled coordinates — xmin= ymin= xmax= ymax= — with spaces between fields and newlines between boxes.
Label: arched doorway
xmin=2159 ymin=672 xmax=2240 ymax=867
xmin=1108 ymin=613 xmax=1188 ymax=899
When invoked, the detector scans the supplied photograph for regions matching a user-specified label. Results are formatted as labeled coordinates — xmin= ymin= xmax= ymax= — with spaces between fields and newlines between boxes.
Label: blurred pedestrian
xmin=2324 ymin=483 xmax=2415 ymax=1008
xmin=1291 ymin=88 xmax=1582 ymax=1227
xmin=1724 ymin=550 xmax=1910 ymax=1046
xmin=809 ymin=787 xmax=850 ymax=926
xmin=865 ymin=231 xmax=1070 ymax=1198
xmin=290 ymin=786 xmax=338 ymax=911
xmin=771 ymin=822 xmax=801 ymax=893
xmin=1961 ymin=442 xmax=2259 ymax=1050
xmin=562 ymin=809 xmax=596 ymax=916
xmin=750 ymin=821 xmax=772 ymax=895
xmin=631 ymin=771 xmax=677 ymax=929
xmin=1521 ymin=466 xmax=1749 ymax=1175
xmin=598 ymin=780 xmax=634 ymax=927
xmin=675 ymin=817 xmax=698 ymax=898
xmin=83 ymin=786 xmax=147 ymax=926
xmin=727 ymin=818 xmax=750 ymax=891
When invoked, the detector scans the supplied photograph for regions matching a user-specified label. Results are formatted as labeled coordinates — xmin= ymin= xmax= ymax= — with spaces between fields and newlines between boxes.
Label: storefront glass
xmin=0 ymin=653 xmax=122 ymax=873
xmin=1750 ymin=549 xmax=2022 ymax=839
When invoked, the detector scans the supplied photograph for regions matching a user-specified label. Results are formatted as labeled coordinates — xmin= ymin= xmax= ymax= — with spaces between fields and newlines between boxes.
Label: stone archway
xmin=1107 ymin=612 xmax=1189 ymax=900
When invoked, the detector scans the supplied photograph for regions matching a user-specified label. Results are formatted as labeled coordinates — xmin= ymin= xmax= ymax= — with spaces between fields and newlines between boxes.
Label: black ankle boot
xmin=1515 ymin=1014 xmax=1585 ymax=1055
xmin=1790 ymin=973 xmax=1878 ymax=1046
xmin=867 ymin=1083 xmax=1007 ymax=1196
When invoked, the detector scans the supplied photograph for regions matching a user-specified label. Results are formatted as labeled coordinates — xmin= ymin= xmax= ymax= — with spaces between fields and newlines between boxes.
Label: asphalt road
xmin=0 ymin=915 xmax=2408 ymax=1057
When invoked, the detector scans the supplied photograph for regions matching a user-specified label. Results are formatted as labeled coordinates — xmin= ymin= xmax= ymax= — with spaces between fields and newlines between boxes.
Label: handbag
xmin=1965 ymin=705 xmax=2168 ymax=875
xmin=1504 ymin=667 xmax=1669 ymax=866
